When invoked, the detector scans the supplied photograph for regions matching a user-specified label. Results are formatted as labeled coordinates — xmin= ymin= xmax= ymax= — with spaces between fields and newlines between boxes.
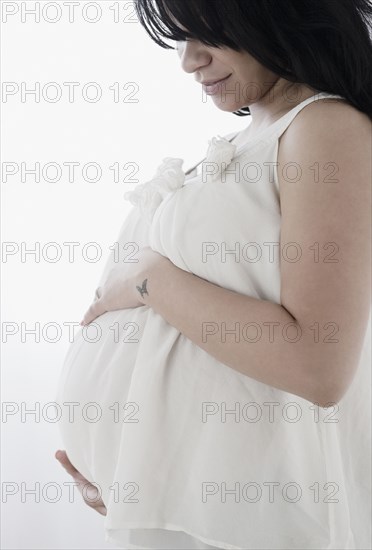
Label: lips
xmin=201 ymin=74 xmax=232 ymax=95
xmin=201 ymin=75 xmax=231 ymax=86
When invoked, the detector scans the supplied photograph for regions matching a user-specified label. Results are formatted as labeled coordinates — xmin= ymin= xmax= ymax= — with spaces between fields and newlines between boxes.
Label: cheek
xmin=234 ymin=62 xmax=272 ymax=91
xmin=176 ymin=41 xmax=185 ymax=57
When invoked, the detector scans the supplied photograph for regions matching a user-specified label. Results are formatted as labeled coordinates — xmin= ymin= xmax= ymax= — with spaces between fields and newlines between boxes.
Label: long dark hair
xmin=134 ymin=0 xmax=372 ymax=119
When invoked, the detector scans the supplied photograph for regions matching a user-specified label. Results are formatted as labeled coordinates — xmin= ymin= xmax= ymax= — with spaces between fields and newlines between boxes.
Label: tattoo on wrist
xmin=136 ymin=278 xmax=149 ymax=299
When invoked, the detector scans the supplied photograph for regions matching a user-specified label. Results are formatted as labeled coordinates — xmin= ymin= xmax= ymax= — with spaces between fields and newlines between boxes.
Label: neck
xmin=247 ymin=79 xmax=320 ymax=132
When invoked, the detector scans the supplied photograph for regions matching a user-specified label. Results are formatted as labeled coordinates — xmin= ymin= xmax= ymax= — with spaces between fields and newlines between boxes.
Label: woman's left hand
xmin=81 ymin=246 xmax=166 ymax=326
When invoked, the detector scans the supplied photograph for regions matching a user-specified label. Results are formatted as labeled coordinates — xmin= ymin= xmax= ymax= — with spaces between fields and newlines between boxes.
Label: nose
xmin=177 ymin=40 xmax=212 ymax=74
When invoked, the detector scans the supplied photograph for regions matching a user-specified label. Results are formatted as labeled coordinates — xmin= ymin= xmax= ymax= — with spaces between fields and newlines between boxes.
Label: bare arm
xmin=139 ymin=101 xmax=371 ymax=408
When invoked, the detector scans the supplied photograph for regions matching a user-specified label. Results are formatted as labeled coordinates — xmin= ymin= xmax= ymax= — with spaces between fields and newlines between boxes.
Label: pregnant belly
xmin=55 ymin=301 xmax=282 ymax=508
xmin=55 ymin=306 xmax=151 ymax=502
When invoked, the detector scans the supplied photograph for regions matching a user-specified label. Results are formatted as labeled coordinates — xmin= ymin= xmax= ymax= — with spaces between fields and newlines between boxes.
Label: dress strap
xmin=269 ymin=91 xmax=346 ymax=142
xmin=184 ymin=92 xmax=346 ymax=177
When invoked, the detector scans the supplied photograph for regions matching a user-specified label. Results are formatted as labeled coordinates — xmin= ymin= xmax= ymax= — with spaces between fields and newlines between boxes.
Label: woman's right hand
xmin=55 ymin=450 xmax=107 ymax=516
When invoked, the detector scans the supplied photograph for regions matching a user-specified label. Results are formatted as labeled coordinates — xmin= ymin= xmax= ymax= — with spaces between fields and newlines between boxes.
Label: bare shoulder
xmin=279 ymin=98 xmax=371 ymax=158
xmin=277 ymin=98 xmax=371 ymax=199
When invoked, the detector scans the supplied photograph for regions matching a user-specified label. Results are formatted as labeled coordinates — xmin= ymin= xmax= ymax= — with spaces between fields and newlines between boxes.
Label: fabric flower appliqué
xmin=123 ymin=157 xmax=185 ymax=226
xmin=202 ymin=135 xmax=237 ymax=183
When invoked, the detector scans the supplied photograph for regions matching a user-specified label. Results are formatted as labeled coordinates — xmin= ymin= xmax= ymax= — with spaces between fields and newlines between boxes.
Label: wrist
xmin=136 ymin=251 xmax=172 ymax=306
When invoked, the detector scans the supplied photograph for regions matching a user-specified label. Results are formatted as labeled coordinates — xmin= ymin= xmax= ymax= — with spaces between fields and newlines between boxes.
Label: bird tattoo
xmin=136 ymin=278 xmax=149 ymax=299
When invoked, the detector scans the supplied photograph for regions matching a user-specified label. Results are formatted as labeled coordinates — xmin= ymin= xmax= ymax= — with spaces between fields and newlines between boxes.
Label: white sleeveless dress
xmin=55 ymin=91 xmax=371 ymax=550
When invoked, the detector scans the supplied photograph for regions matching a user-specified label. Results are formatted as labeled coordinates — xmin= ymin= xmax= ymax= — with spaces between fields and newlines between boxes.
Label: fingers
xmin=80 ymin=286 xmax=104 ymax=326
xmin=55 ymin=450 xmax=108 ymax=516
xmin=55 ymin=450 xmax=107 ymax=515
xmin=80 ymin=297 xmax=106 ymax=326
xmin=94 ymin=286 xmax=102 ymax=301
xmin=55 ymin=450 xmax=80 ymax=477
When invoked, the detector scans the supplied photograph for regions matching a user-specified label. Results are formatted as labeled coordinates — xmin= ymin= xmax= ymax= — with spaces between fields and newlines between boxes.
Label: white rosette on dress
xmin=202 ymin=135 xmax=237 ymax=183
xmin=123 ymin=157 xmax=186 ymax=226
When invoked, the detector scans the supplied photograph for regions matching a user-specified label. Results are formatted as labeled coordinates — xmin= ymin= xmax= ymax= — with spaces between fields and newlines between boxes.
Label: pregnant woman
xmin=55 ymin=1 xmax=372 ymax=549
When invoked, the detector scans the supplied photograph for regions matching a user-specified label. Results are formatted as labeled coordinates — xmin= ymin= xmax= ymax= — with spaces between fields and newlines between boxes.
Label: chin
xmin=213 ymin=100 xmax=247 ymax=113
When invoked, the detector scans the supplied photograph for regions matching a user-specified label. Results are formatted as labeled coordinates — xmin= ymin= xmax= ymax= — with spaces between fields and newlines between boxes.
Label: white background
xmin=1 ymin=1 xmax=250 ymax=549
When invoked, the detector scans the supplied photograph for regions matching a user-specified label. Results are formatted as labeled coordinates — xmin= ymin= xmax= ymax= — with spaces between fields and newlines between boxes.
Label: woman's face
xmin=176 ymin=39 xmax=281 ymax=112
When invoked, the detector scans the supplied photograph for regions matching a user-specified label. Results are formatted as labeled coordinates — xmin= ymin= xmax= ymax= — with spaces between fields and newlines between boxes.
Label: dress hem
xmin=103 ymin=521 xmax=354 ymax=550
